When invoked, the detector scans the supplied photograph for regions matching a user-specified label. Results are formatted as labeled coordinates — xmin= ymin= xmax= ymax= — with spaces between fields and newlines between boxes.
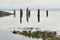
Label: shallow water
xmin=0 ymin=11 xmax=60 ymax=40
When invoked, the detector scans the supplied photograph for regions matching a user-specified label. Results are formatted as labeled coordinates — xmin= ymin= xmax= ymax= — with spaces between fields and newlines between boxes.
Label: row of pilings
xmin=13 ymin=8 xmax=48 ymax=23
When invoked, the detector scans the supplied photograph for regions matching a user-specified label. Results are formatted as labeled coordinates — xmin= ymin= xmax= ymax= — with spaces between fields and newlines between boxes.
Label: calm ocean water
xmin=0 ymin=10 xmax=60 ymax=40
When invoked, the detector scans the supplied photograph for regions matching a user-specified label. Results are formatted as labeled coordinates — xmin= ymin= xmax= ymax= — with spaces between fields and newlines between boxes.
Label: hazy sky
xmin=0 ymin=0 xmax=60 ymax=10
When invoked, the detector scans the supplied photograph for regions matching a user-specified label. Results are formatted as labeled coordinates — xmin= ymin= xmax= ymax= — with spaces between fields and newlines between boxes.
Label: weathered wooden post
xmin=26 ymin=7 xmax=29 ymax=22
xmin=28 ymin=10 xmax=30 ymax=18
xmin=46 ymin=10 xmax=48 ymax=17
xmin=37 ymin=9 xmax=40 ymax=22
xmin=14 ymin=10 xmax=16 ymax=17
xmin=20 ymin=9 xmax=23 ymax=23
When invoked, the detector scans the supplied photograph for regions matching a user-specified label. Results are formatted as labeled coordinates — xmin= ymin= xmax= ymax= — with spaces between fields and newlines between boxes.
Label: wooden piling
xmin=20 ymin=9 xmax=23 ymax=17
xmin=37 ymin=9 xmax=40 ymax=22
xmin=20 ymin=9 xmax=23 ymax=23
xmin=46 ymin=10 xmax=48 ymax=17
xmin=26 ymin=7 xmax=29 ymax=22
xmin=28 ymin=10 xmax=30 ymax=18
xmin=14 ymin=10 xmax=16 ymax=17
xmin=20 ymin=17 xmax=22 ymax=23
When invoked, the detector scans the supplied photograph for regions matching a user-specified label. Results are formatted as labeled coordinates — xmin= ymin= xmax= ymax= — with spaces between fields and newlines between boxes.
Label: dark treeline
xmin=20 ymin=9 xmax=23 ymax=23
xmin=0 ymin=11 xmax=13 ymax=17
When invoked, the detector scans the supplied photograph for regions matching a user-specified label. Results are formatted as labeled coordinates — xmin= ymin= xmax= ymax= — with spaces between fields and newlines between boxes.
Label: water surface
xmin=0 ymin=11 xmax=60 ymax=40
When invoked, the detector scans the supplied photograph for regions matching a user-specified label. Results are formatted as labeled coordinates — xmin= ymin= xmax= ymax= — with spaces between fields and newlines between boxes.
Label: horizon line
xmin=0 ymin=8 xmax=60 ymax=11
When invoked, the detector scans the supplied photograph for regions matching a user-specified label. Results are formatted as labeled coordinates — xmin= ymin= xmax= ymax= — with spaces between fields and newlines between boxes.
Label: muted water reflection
xmin=0 ymin=11 xmax=60 ymax=40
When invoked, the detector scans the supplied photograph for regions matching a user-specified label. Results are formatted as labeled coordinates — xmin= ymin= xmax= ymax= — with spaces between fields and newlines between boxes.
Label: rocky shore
xmin=12 ymin=27 xmax=60 ymax=40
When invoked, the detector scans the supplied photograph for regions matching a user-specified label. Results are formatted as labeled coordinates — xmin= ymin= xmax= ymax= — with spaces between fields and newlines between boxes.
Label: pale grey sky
xmin=0 ymin=0 xmax=60 ymax=10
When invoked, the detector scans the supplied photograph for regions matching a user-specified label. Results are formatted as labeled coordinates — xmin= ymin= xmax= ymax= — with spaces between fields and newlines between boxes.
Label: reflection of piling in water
xmin=20 ymin=9 xmax=23 ymax=23
xmin=26 ymin=7 xmax=29 ymax=22
xmin=37 ymin=9 xmax=40 ymax=22
xmin=14 ymin=10 xmax=16 ymax=17
xmin=46 ymin=10 xmax=48 ymax=17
